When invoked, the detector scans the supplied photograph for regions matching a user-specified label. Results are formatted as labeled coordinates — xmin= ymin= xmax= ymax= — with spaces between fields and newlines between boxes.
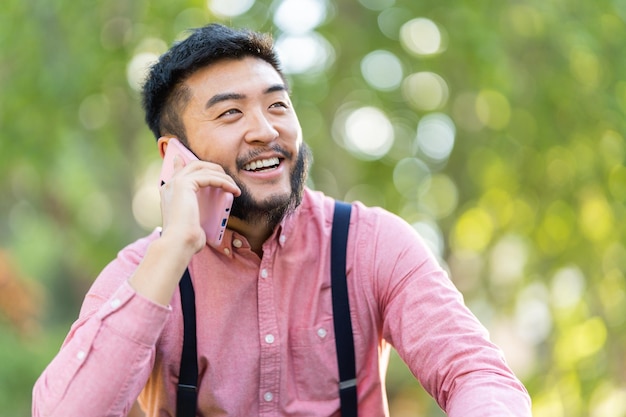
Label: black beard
xmin=226 ymin=143 xmax=311 ymax=230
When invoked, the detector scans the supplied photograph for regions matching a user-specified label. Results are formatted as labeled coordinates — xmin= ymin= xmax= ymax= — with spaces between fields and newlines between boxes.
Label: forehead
xmin=184 ymin=56 xmax=286 ymax=98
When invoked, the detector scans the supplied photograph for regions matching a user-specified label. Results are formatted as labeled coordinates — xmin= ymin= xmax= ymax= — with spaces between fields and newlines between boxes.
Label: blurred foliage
xmin=1 ymin=0 xmax=625 ymax=416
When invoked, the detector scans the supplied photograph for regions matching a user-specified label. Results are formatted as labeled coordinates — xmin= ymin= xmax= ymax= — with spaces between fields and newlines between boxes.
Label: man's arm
xmin=31 ymin=237 xmax=180 ymax=417
xmin=32 ymin=155 xmax=241 ymax=416
xmin=369 ymin=210 xmax=532 ymax=416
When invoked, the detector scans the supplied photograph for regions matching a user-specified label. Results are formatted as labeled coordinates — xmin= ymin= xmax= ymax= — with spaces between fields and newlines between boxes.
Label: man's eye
xmin=220 ymin=108 xmax=241 ymax=117
xmin=270 ymin=102 xmax=288 ymax=109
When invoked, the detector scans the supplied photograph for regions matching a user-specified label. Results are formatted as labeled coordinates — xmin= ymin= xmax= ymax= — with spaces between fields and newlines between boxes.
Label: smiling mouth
xmin=243 ymin=157 xmax=281 ymax=172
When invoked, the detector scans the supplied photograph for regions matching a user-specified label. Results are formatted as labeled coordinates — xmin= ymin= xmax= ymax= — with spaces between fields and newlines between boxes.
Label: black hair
xmin=141 ymin=23 xmax=285 ymax=142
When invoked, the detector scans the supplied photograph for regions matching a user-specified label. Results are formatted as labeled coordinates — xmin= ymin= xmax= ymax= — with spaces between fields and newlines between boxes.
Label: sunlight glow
xmin=515 ymin=283 xmax=552 ymax=346
xmin=341 ymin=107 xmax=394 ymax=160
xmin=126 ymin=52 xmax=160 ymax=91
xmin=126 ymin=37 xmax=167 ymax=91
xmin=275 ymin=32 xmax=334 ymax=74
xmin=132 ymin=161 xmax=162 ymax=231
xmin=551 ymin=266 xmax=586 ymax=308
xmin=555 ymin=317 xmax=607 ymax=368
xmin=489 ymin=235 xmax=528 ymax=285
xmin=452 ymin=207 xmax=494 ymax=252
xmin=590 ymin=384 xmax=626 ymax=417
xmin=207 ymin=0 xmax=254 ymax=17
xmin=400 ymin=18 xmax=443 ymax=56
xmin=273 ymin=0 xmax=327 ymax=34
xmin=403 ymin=72 xmax=449 ymax=111
xmin=415 ymin=113 xmax=455 ymax=162
xmin=361 ymin=50 xmax=403 ymax=91
xmin=579 ymin=192 xmax=614 ymax=242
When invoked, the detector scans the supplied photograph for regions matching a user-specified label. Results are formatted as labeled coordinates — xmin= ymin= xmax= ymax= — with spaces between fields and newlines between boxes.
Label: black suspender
xmin=177 ymin=269 xmax=198 ymax=416
xmin=176 ymin=200 xmax=356 ymax=416
xmin=330 ymin=201 xmax=357 ymax=416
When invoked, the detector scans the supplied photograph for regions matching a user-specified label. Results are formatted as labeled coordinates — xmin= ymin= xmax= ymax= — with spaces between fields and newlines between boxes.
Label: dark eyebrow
xmin=204 ymin=84 xmax=288 ymax=109
xmin=205 ymin=93 xmax=245 ymax=109
xmin=265 ymin=84 xmax=288 ymax=94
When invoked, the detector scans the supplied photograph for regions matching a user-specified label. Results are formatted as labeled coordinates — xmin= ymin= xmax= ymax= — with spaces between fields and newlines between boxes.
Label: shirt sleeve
xmin=32 ymin=236 xmax=171 ymax=417
xmin=362 ymin=207 xmax=532 ymax=416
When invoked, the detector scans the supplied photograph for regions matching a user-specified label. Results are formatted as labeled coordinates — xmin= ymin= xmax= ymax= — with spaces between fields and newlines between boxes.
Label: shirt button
xmin=110 ymin=298 xmax=121 ymax=309
xmin=223 ymin=247 xmax=231 ymax=256
xmin=232 ymin=239 xmax=243 ymax=248
xmin=265 ymin=334 xmax=275 ymax=344
xmin=317 ymin=328 xmax=327 ymax=338
xmin=260 ymin=269 xmax=268 ymax=279
xmin=77 ymin=350 xmax=86 ymax=360
xmin=263 ymin=392 xmax=273 ymax=402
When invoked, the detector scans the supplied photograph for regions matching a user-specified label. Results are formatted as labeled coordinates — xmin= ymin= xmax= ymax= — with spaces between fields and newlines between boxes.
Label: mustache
xmin=235 ymin=144 xmax=293 ymax=169
xmin=228 ymin=143 xmax=311 ymax=228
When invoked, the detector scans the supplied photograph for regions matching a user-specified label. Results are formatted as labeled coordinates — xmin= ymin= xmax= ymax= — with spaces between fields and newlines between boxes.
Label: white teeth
xmin=243 ymin=157 xmax=280 ymax=171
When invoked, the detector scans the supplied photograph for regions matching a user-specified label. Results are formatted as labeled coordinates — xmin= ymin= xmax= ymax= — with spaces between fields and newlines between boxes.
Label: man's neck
xmin=226 ymin=217 xmax=273 ymax=257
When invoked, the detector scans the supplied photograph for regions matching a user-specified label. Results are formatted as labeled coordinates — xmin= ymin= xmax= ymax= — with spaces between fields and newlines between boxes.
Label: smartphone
xmin=159 ymin=138 xmax=233 ymax=248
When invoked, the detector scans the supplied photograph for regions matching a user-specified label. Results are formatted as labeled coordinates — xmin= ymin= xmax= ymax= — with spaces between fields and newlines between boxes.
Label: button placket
xmin=257 ymin=259 xmax=280 ymax=414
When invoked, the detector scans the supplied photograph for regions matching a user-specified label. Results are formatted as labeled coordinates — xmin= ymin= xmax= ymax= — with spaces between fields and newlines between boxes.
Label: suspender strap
xmin=331 ymin=201 xmax=358 ymax=417
xmin=176 ymin=201 xmax=357 ymax=416
xmin=177 ymin=268 xmax=198 ymax=417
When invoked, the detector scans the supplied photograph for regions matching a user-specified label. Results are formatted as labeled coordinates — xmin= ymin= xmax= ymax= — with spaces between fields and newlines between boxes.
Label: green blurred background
xmin=1 ymin=0 xmax=625 ymax=415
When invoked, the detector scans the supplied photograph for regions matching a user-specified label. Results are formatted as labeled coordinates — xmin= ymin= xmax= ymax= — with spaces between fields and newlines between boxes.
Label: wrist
xmin=128 ymin=236 xmax=197 ymax=306
xmin=158 ymin=226 xmax=205 ymax=257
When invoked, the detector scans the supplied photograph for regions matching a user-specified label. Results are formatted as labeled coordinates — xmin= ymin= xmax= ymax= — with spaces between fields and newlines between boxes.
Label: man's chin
xmin=230 ymin=191 xmax=295 ymax=228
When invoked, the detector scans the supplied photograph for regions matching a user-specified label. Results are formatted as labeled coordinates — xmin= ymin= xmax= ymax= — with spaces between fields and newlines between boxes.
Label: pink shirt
xmin=33 ymin=188 xmax=531 ymax=416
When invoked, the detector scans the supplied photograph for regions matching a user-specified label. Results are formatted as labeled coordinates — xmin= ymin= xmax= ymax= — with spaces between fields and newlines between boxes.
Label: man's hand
xmin=159 ymin=155 xmax=240 ymax=254
xmin=129 ymin=156 xmax=240 ymax=307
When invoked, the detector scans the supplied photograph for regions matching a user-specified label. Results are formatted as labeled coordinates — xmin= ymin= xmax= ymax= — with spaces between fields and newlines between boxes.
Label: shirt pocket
xmin=289 ymin=319 xmax=339 ymax=401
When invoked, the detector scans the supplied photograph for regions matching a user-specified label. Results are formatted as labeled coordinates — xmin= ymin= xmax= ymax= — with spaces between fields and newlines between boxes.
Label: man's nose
xmin=244 ymin=110 xmax=279 ymax=143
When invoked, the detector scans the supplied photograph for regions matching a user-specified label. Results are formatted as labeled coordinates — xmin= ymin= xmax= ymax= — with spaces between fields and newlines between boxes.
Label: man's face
xmin=180 ymin=57 xmax=308 ymax=225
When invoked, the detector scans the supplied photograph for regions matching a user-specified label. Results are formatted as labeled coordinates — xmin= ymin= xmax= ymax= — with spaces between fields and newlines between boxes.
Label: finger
xmin=173 ymin=154 xmax=185 ymax=171
xmin=182 ymin=161 xmax=241 ymax=195
xmin=189 ymin=171 xmax=242 ymax=196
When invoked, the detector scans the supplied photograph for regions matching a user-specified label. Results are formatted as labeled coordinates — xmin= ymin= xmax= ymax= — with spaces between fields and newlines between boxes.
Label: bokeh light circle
xmin=400 ymin=18 xmax=443 ymax=56
xmin=273 ymin=0 xmax=327 ymax=34
xmin=361 ymin=50 xmax=403 ymax=91
xmin=333 ymin=106 xmax=394 ymax=160
xmin=275 ymin=32 xmax=334 ymax=74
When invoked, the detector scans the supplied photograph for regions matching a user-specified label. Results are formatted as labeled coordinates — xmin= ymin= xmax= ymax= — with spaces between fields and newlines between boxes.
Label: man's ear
xmin=157 ymin=136 xmax=173 ymax=159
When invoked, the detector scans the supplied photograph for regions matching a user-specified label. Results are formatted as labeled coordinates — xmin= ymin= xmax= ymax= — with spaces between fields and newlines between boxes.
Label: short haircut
xmin=141 ymin=23 xmax=285 ymax=142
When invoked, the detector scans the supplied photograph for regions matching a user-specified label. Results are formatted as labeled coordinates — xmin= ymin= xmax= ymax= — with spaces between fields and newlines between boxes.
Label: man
xmin=33 ymin=23 xmax=532 ymax=416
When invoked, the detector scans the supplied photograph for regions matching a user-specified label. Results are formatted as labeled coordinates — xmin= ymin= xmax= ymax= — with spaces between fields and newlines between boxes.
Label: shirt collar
xmin=213 ymin=188 xmax=313 ymax=254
